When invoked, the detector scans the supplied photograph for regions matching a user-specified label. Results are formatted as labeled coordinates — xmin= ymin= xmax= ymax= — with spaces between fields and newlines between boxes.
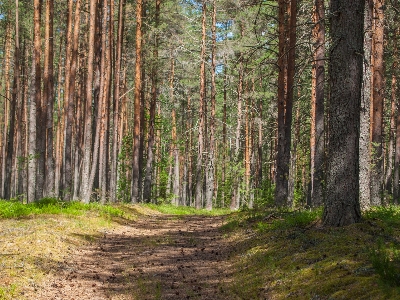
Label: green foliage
xmin=370 ymin=239 xmax=400 ymax=287
xmin=364 ymin=205 xmax=400 ymax=227
xmin=0 ymin=284 xmax=17 ymax=300
xmin=0 ymin=198 xmax=125 ymax=219
xmin=117 ymin=134 xmax=133 ymax=202
xmin=256 ymin=208 xmax=322 ymax=231
xmin=155 ymin=156 xmax=171 ymax=202
xmin=253 ymin=181 xmax=275 ymax=209
xmin=365 ymin=206 xmax=400 ymax=287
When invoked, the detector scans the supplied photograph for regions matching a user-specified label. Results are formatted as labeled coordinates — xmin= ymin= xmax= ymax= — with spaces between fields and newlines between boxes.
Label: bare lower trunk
xmin=4 ymin=1 xmax=20 ymax=200
xmin=370 ymin=0 xmax=385 ymax=206
xmin=81 ymin=0 xmax=97 ymax=203
xmin=131 ymin=0 xmax=143 ymax=203
xmin=359 ymin=0 xmax=373 ymax=210
xmin=110 ymin=0 xmax=126 ymax=202
xmin=323 ymin=0 xmax=363 ymax=226
xmin=309 ymin=0 xmax=325 ymax=207
xmin=392 ymin=23 xmax=400 ymax=203
xmin=195 ymin=1 xmax=207 ymax=209
xmin=205 ymin=0 xmax=217 ymax=211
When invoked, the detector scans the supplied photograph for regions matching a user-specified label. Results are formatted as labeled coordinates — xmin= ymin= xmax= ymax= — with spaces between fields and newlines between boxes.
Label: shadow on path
xmin=30 ymin=214 xmax=238 ymax=300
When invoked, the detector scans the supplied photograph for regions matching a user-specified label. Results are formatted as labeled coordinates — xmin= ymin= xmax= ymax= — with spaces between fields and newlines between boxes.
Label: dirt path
xmin=28 ymin=214 xmax=237 ymax=300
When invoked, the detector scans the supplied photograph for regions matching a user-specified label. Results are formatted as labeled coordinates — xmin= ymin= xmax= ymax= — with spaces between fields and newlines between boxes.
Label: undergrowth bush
xmin=364 ymin=205 xmax=400 ymax=226
xmin=365 ymin=206 xmax=400 ymax=287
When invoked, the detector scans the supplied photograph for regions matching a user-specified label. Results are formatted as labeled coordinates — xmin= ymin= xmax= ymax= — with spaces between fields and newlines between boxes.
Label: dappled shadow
xmin=29 ymin=214 xmax=238 ymax=300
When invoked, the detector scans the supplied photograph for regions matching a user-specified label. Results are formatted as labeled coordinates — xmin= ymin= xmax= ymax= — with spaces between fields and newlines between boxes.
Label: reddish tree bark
xmin=131 ymin=0 xmax=143 ymax=203
xmin=370 ymin=0 xmax=385 ymax=206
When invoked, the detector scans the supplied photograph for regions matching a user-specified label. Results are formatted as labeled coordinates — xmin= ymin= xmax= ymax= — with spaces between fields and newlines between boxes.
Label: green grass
xmin=0 ymin=198 xmax=125 ymax=219
xmin=142 ymin=203 xmax=231 ymax=216
xmin=0 ymin=284 xmax=18 ymax=300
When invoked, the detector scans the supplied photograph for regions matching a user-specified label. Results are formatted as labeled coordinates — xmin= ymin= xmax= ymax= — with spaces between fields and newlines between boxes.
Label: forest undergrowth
xmin=0 ymin=199 xmax=400 ymax=299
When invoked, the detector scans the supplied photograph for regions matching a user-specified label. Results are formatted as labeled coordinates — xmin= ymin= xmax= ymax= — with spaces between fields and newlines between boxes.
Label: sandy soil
xmin=25 ymin=214 xmax=237 ymax=300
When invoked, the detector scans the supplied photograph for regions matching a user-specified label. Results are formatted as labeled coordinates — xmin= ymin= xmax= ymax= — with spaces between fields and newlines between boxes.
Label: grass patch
xmin=365 ymin=206 xmax=400 ymax=288
xmin=0 ymin=284 xmax=18 ymax=300
xmin=142 ymin=203 xmax=231 ymax=216
xmin=0 ymin=198 xmax=126 ymax=219
xmin=0 ymin=199 xmax=144 ymax=299
xmin=223 ymin=207 xmax=400 ymax=299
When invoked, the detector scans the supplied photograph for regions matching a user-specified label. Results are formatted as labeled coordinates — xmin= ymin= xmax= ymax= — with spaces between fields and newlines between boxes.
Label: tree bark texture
xmin=81 ymin=0 xmax=97 ymax=203
xmin=275 ymin=0 xmax=296 ymax=207
xmin=370 ymin=0 xmax=385 ymax=206
xmin=195 ymin=1 xmax=207 ymax=209
xmin=206 ymin=0 xmax=217 ymax=211
xmin=359 ymin=0 xmax=373 ymax=210
xmin=131 ymin=0 xmax=143 ymax=203
xmin=323 ymin=0 xmax=364 ymax=226
xmin=110 ymin=0 xmax=126 ymax=202
xmin=309 ymin=0 xmax=325 ymax=207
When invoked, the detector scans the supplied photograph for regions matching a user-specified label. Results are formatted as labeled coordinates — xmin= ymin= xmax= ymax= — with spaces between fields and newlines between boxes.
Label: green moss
xmin=224 ymin=208 xmax=400 ymax=299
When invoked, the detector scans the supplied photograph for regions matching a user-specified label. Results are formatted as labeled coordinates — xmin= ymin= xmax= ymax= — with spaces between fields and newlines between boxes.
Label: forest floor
xmin=2 ymin=203 xmax=400 ymax=299
xmin=2 ymin=205 xmax=238 ymax=300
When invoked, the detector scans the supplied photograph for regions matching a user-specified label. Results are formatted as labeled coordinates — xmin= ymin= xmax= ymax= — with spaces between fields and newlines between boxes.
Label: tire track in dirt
xmin=28 ymin=214 xmax=237 ymax=300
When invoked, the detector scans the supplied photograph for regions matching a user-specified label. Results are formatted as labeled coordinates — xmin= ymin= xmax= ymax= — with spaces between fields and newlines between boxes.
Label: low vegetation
xmin=0 ymin=198 xmax=135 ymax=300
xmin=143 ymin=203 xmax=231 ymax=216
xmin=1 ymin=200 xmax=400 ymax=299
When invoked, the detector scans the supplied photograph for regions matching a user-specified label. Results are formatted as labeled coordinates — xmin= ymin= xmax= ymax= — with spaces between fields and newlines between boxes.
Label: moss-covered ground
xmin=222 ymin=206 xmax=400 ymax=299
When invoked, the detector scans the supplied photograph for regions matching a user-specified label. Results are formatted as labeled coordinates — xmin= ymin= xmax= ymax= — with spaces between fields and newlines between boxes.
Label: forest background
xmin=0 ymin=0 xmax=396 ymax=226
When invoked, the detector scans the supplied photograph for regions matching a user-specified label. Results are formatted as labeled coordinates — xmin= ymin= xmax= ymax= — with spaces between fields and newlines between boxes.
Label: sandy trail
xmin=27 ymin=214 xmax=236 ymax=300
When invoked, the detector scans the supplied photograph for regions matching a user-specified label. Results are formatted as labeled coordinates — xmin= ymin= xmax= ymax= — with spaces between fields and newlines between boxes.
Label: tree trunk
xmin=392 ymin=22 xmax=400 ymax=203
xmin=359 ymin=0 xmax=373 ymax=210
xmin=275 ymin=0 xmax=296 ymax=207
xmin=221 ymin=56 xmax=228 ymax=207
xmin=99 ymin=0 xmax=111 ymax=204
xmin=323 ymin=0 xmax=364 ymax=226
xmin=110 ymin=0 xmax=126 ymax=202
xmin=370 ymin=0 xmax=385 ymax=206
xmin=63 ymin=0 xmax=81 ymax=200
xmin=195 ymin=1 xmax=207 ymax=209
xmin=309 ymin=0 xmax=325 ymax=207
xmin=168 ymin=54 xmax=180 ymax=205
xmin=28 ymin=0 xmax=42 ymax=202
xmin=0 ymin=17 xmax=12 ymax=198
xmin=230 ymin=56 xmax=243 ymax=211
xmin=205 ymin=0 xmax=217 ymax=211
xmin=131 ymin=0 xmax=143 ymax=203
xmin=4 ymin=2 xmax=20 ymax=200
xmin=384 ymin=72 xmax=396 ymax=196
xmin=42 ymin=0 xmax=55 ymax=197
xmin=54 ymin=36 xmax=64 ymax=198
xmin=81 ymin=0 xmax=97 ymax=203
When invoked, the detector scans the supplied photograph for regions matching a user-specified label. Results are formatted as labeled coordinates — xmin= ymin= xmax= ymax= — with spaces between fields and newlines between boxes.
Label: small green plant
xmin=370 ymin=240 xmax=400 ymax=286
xmin=0 ymin=284 xmax=18 ymax=300
xmin=256 ymin=208 xmax=322 ymax=231
xmin=117 ymin=133 xmax=133 ymax=202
